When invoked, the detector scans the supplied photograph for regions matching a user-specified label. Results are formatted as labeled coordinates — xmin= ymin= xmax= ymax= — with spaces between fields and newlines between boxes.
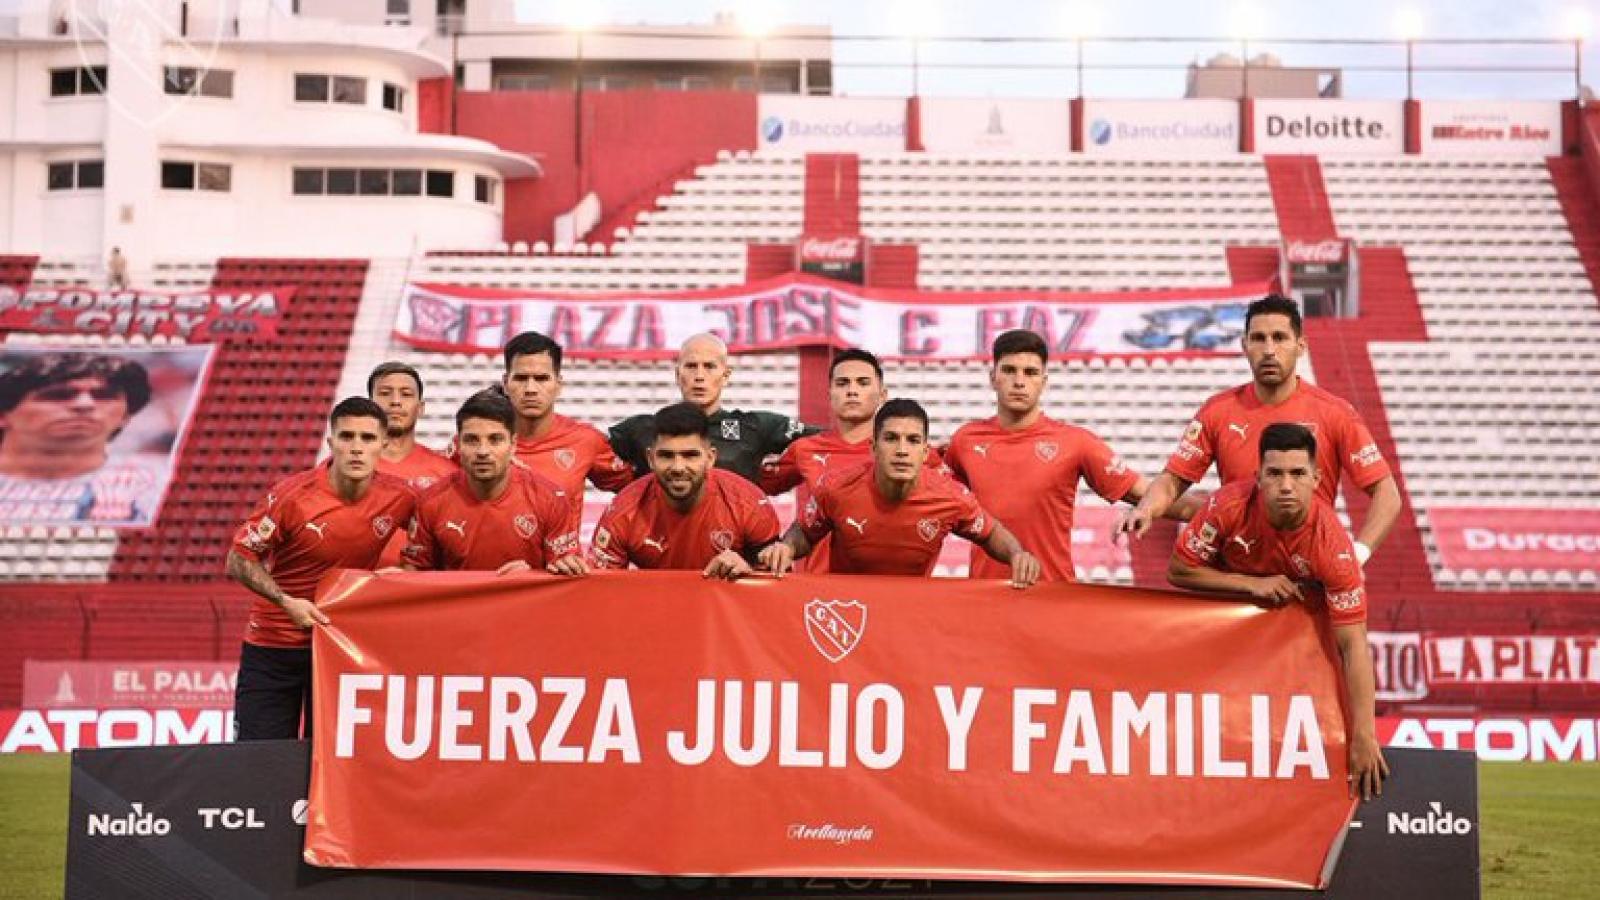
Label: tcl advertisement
xmin=1253 ymin=100 xmax=1406 ymax=155
xmin=920 ymin=97 xmax=1071 ymax=155
xmin=1083 ymin=100 xmax=1239 ymax=157
xmin=1420 ymin=101 xmax=1562 ymax=156
xmin=757 ymin=96 xmax=907 ymax=154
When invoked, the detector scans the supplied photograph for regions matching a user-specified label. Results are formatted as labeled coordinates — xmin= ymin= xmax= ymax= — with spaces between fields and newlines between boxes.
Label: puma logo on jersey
xmin=304 ymin=522 xmax=328 ymax=540
xmin=1336 ymin=552 xmax=1353 ymax=562
xmin=1231 ymin=535 xmax=1257 ymax=554
xmin=845 ymin=517 xmax=868 ymax=534
xmin=642 ymin=536 xmax=666 ymax=552
xmin=812 ymin=453 xmax=830 ymax=466
xmin=972 ymin=444 xmax=989 ymax=458
xmin=1228 ymin=423 xmax=1250 ymax=440
xmin=444 ymin=520 xmax=466 ymax=537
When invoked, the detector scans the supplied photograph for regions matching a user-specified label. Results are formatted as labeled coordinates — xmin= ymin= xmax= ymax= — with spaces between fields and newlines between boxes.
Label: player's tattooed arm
xmin=758 ymin=523 xmax=813 ymax=577
xmin=225 ymin=550 xmax=327 ymax=628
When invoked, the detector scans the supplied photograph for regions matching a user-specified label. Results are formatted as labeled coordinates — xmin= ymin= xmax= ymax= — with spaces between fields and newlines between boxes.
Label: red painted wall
xmin=416 ymin=77 xmax=453 ymax=135
xmin=454 ymin=90 xmax=758 ymax=245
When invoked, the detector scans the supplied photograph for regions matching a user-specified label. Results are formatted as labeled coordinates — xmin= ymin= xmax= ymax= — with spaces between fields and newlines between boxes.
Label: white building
xmin=0 ymin=0 xmax=538 ymax=266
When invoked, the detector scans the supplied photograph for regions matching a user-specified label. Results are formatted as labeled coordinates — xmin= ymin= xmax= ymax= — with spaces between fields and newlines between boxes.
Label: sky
xmin=518 ymin=0 xmax=1599 ymax=99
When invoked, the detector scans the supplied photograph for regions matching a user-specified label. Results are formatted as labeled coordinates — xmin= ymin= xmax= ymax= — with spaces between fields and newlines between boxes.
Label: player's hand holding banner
xmin=308 ymin=571 xmax=1359 ymax=888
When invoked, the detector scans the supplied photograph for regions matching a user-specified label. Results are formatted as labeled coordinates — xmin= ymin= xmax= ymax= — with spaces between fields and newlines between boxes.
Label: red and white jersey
xmin=375 ymin=443 xmax=457 ymax=567
xmin=802 ymin=462 xmax=996 ymax=577
xmin=402 ymin=468 xmax=579 ymax=572
xmin=591 ymin=468 xmax=779 ymax=570
xmin=1165 ymin=379 xmax=1390 ymax=505
xmin=1173 ymin=480 xmax=1367 ymax=626
xmin=761 ymin=430 xmax=943 ymax=572
xmin=447 ymin=414 xmax=634 ymax=515
xmin=946 ymin=415 xmax=1139 ymax=583
xmin=232 ymin=465 xmax=416 ymax=649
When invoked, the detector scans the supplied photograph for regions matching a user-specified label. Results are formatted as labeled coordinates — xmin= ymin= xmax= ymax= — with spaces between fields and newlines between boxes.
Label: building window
xmin=474 ymin=174 xmax=496 ymax=205
xmin=426 ymin=170 xmax=453 ymax=198
xmin=47 ymin=162 xmax=76 ymax=190
xmin=50 ymin=66 xmax=107 ymax=97
xmin=290 ymin=167 xmax=464 ymax=200
xmin=392 ymin=169 xmax=422 ymax=195
xmin=164 ymin=67 xmax=234 ymax=98
xmin=77 ymin=160 xmax=104 ymax=189
xmin=295 ymin=73 xmax=329 ymax=102
xmin=161 ymin=161 xmax=231 ymax=192
xmin=358 ymin=169 xmax=390 ymax=195
xmin=326 ymin=169 xmax=357 ymax=195
xmin=495 ymin=74 xmax=551 ymax=91
xmin=332 ymin=76 xmax=366 ymax=105
xmin=292 ymin=168 xmax=324 ymax=195
xmin=386 ymin=0 xmax=409 ymax=14
xmin=382 ymin=83 xmax=405 ymax=113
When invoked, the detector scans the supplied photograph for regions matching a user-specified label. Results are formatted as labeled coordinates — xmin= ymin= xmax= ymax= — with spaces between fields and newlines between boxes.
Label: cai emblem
xmin=371 ymin=516 xmax=394 ymax=539
xmin=916 ymin=517 xmax=941 ymax=543
xmin=804 ymin=598 xmax=867 ymax=663
xmin=1035 ymin=441 xmax=1059 ymax=462
xmin=513 ymin=514 xmax=537 ymax=540
xmin=710 ymin=529 xmax=734 ymax=551
xmin=553 ymin=448 xmax=576 ymax=470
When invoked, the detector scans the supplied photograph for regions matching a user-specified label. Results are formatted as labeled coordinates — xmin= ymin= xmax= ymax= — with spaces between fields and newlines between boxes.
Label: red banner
xmin=1428 ymin=507 xmax=1600 ymax=571
xmin=308 ymin=571 xmax=1357 ymax=887
xmin=394 ymin=273 xmax=1268 ymax=360
xmin=0 ymin=286 xmax=287 ymax=341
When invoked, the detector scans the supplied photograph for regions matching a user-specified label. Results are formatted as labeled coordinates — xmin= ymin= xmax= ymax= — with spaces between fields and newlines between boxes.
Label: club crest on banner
xmin=1035 ymin=441 xmax=1059 ymax=462
xmin=916 ymin=517 xmax=941 ymax=543
xmin=553 ymin=448 xmax=576 ymax=470
xmin=407 ymin=292 xmax=463 ymax=343
xmin=804 ymin=598 xmax=866 ymax=662
xmin=513 ymin=515 xmax=537 ymax=540
xmin=371 ymin=516 xmax=394 ymax=539
xmin=710 ymin=529 xmax=734 ymax=551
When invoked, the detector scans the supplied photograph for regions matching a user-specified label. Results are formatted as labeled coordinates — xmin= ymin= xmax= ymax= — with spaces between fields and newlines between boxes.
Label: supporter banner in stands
xmin=1083 ymin=100 xmax=1240 ymax=157
xmin=1369 ymin=631 xmax=1599 ymax=701
xmin=0 ymin=286 xmax=287 ymax=341
xmin=0 ymin=344 xmax=214 ymax=528
xmin=758 ymin=97 xmax=907 ymax=153
xmin=307 ymin=571 xmax=1355 ymax=886
xmin=1253 ymin=100 xmax=1406 ymax=155
xmin=1426 ymin=507 xmax=1600 ymax=572
xmin=1419 ymin=101 xmax=1562 ymax=156
xmin=920 ymin=98 xmax=1071 ymax=155
xmin=394 ymin=274 xmax=1268 ymax=360
xmin=22 ymin=661 xmax=237 ymax=709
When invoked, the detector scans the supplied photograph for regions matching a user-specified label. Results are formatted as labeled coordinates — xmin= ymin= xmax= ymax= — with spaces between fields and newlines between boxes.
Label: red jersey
xmin=761 ymin=430 xmax=943 ymax=572
xmin=402 ymin=467 xmax=579 ymax=572
xmin=802 ymin=462 xmax=996 ymax=576
xmin=231 ymin=465 xmax=416 ymax=649
xmin=1165 ymin=379 xmax=1390 ymax=505
xmin=447 ymin=414 xmax=634 ymax=515
xmin=1173 ymin=480 xmax=1367 ymax=626
xmin=591 ymin=468 xmax=779 ymax=570
xmin=946 ymin=415 xmax=1139 ymax=582
xmin=375 ymin=443 xmax=457 ymax=567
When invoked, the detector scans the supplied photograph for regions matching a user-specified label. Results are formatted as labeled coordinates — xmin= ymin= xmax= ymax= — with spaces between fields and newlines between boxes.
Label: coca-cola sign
xmin=1285 ymin=239 xmax=1346 ymax=264
xmin=799 ymin=235 xmax=864 ymax=264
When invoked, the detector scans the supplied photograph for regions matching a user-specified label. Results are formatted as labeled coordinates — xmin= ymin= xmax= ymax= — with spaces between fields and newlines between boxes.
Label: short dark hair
xmin=873 ymin=397 xmax=929 ymax=439
xmin=366 ymin=361 xmax=424 ymax=399
xmin=830 ymin=347 xmax=883 ymax=383
xmin=455 ymin=388 xmax=515 ymax=434
xmin=328 ymin=396 xmax=387 ymax=431
xmin=652 ymin=402 xmax=710 ymax=442
xmin=1244 ymin=293 xmax=1303 ymax=337
xmin=1259 ymin=422 xmax=1317 ymax=463
xmin=0 ymin=352 xmax=151 ymax=418
xmin=503 ymin=331 xmax=563 ymax=374
xmin=992 ymin=329 xmax=1049 ymax=365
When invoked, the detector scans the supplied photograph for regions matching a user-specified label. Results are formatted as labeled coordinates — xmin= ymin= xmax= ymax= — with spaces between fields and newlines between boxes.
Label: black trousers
xmin=233 ymin=643 xmax=313 ymax=741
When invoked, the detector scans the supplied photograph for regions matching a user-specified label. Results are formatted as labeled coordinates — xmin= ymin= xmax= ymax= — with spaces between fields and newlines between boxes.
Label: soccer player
xmin=947 ymin=330 xmax=1202 ymax=583
xmin=495 ymin=330 xmax=634 ymax=514
xmin=1168 ymin=423 xmax=1387 ymax=800
xmin=761 ymin=348 xmax=942 ymax=571
xmin=590 ymin=403 xmax=779 ymax=579
xmin=368 ymin=361 xmax=454 ymax=565
xmin=0 ymin=351 xmax=165 ymax=525
xmin=227 ymin=397 xmax=417 ymax=741
xmin=610 ymin=333 xmax=815 ymax=484
xmin=1117 ymin=294 xmax=1401 ymax=567
xmin=404 ymin=390 xmax=585 ymax=575
xmin=759 ymin=398 xmax=1042 ymax=586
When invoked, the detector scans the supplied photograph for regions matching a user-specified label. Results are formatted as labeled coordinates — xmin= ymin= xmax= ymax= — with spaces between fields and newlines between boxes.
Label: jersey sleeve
xmin=941 ymin=438 xmax=969 ymax=485
xmin=588 ymin=501 xmax=631 ymax=570
xmin=608 ymin=416 xmax=652 ymax=477
xmin=741 ymin=494 xmax=781 ymax=550
xmin=1165 ymin=406 xmax=1218 ymax=485
xmin=1174 ymin=494 xmax=1229 ymax=567
xmin=1078 ymin=432 xmax=1140 ymax=504
xmin=231 ymin=485 xmax=292 ymax=563
xmin=541 ymin=488 xmax=582 ymax=560
xmin=950 ymin=481 xmax=997 ymax=544
xmin=399 ymin=504 xmax=439 ymax=570
xmin=1336 ymin=408 xmax=1392 ymax=490
xmin=1314 ymin=521 xmax=1367 ymax=625
xmin=759 ymin=443 xmax=805 ymax=496
xmin=798 ymin=491 xmax=835 ymax=546
xmin=585 ymin=430 xmax=637 ymax=493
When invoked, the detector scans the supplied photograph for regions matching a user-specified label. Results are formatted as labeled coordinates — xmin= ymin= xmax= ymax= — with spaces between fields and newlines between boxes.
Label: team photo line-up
xmin=223 ymin=293 xmax=1397 ymax=800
